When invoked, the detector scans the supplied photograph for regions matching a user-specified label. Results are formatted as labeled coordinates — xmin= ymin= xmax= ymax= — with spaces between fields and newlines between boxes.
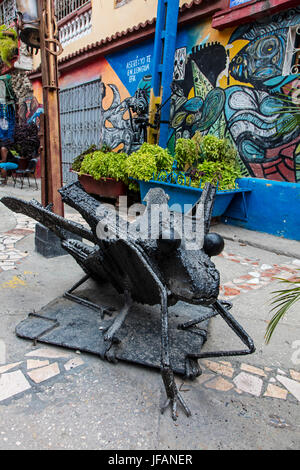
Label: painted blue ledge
xmin=223 ymin=178 xmax=300 ymax=241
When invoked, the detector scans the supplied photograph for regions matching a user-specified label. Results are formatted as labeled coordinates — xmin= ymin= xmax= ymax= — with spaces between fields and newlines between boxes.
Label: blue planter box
xmin=138 ymin=179 xmax=249 ymax=217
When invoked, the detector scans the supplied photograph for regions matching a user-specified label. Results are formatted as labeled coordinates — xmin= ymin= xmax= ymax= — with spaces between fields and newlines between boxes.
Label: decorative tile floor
xmin=0 ymin=214 xmax=36 ymax=273
xmin=218 ymin=251 xmax=299 ymax=300
xmin=0 ymin=348 xmax=299 ymax=405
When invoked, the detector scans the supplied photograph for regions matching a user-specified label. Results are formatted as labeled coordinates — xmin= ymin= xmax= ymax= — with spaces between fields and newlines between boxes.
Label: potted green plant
xmin=71 ymin=145 xmax=129 ymax=199
xmin=129 ymin=134 xmax=249 ymax=217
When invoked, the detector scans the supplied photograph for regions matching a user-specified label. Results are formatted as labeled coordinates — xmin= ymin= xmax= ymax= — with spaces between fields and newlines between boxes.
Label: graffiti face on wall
xmin=169 ymin=7 xmax=300 ymax=183
xmin=229 ymin=33 xmax=286 ymax=88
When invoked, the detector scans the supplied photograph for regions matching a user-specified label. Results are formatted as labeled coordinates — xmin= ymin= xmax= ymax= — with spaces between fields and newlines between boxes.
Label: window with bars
xmin=54 ymin=0 xmax=90 ymax=22
xmin=283 ymin=25 xmax=300 ymax=75
xmin=0 ymin=0 xmax=16 ymax=26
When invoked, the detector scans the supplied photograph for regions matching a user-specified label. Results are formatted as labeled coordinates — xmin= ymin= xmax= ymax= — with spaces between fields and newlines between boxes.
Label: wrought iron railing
xmin=54 ymin=0 xmax=90 ymax=22
xmin=283 ymin=25 xmax=300 ymax=75
xmin=0 ymin=0 xmax=16 ymax=26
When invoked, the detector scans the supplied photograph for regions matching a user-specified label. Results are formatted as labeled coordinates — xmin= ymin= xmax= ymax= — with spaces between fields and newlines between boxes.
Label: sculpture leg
xmin=160 ymin=288 xmax=191 ymax=420
xmin=187 ymin=300 xmax=255 ymax=360
xmin=99 ymin=291 xmax=132 ymax=363
xmin=64 ymin=274 xmax=115 ymax=319
xmin=103 ymin=291 xmax=132 ymax=342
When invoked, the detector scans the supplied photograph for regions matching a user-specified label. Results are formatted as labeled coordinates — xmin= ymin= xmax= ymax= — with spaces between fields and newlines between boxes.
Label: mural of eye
xmin=171 ymin=111 xmax=187 ymax=128
xmin=258 ymin=36 xmax=279 ymax=57
xmin=186 ymin=114 xmax=195 ymax=125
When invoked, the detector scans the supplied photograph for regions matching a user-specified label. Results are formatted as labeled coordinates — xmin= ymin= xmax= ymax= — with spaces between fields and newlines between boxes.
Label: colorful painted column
xmin=149 ymin=0 xmax=180 ymax=148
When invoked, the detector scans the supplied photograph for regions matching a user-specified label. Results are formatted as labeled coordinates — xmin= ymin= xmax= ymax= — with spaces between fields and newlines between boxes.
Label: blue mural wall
xmin=44 ymin=5 xmax=300 ymax=184
xmin=168 ymin=6 xmax=300 ymax=184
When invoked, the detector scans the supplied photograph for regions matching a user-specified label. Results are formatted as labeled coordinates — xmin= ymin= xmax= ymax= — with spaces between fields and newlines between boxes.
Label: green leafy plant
xmin=174 ymin=133 xmax=238 ymax=169
xmin=201 ymin=134 xmax=238 ymax=164
xmin=188 ymin=160 xmax=241 ymax=190
xmin=126 ymin=143 xmax=173 ymax=181
xmin=265 ymin=271 xmax=300 ymax=344
xmin=80 ymin=150 xmax=128 ymax=184
xmin=71 ymin=145 xmax=97 ymax=172
xmin=175 ymin=137 xmax=199 ymax=169
xmin=271 ymin=89 xmax=300 ymax=136
xmin=172 ymin=133 xmax=241 ymax=189
xmin=0 ymin=25 xmax=18 ymax=67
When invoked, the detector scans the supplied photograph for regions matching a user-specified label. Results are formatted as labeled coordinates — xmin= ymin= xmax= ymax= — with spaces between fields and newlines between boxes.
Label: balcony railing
xmin=0 ymin=0 xmax=16 ymax=26
xmin=54 ymin=0 xmax=90 ymax=22
xmin=58 ymin=7 xmax=91 ymax=46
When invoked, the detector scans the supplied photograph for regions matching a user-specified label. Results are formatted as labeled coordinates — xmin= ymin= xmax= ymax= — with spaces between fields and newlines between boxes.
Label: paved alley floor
xmin=0 ymin=181 xmax=299 ymax=450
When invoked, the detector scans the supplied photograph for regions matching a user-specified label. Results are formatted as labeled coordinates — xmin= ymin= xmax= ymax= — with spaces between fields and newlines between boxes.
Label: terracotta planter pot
xmin=76 ymin=172 xmax=128 ymax=199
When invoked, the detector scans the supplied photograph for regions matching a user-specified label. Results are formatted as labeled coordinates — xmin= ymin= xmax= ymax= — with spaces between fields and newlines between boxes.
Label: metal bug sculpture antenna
xmin=1 ymin=182 xmax=254 ymax=420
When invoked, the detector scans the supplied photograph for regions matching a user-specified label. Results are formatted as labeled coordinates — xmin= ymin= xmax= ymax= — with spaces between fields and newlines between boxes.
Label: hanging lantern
xmin=16 ymin=0 xmax=40 ymax=49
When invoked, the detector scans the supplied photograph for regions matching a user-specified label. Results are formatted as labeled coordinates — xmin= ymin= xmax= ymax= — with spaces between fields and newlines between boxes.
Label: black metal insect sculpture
xmin=1 ymin=182 xmax=254 ymax=420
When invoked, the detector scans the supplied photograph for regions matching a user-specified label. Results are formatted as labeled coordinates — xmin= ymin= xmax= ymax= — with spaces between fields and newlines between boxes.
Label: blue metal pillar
xmin=148 ymin=0 xmax=180 ymax=148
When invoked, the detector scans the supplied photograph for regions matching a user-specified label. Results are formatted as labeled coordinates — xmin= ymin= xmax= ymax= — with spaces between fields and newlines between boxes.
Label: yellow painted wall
xmin=33 ymin=0 xmax=187 ymax=69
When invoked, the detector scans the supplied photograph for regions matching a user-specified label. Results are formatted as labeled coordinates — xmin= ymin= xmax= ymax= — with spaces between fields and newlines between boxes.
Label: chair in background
xmin=14 ymin=158 xmax=38 ymax=190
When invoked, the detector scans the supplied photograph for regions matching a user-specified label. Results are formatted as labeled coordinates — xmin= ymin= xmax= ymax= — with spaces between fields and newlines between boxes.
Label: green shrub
xmin=71 ymin=145 xmax=97 ymax=172
xmin=175 ymin=138 xmax=199 ymax=169
xmin=80 ymin=150 xmax=128 ymax=184
xmin=201 ymin=135 xmax=237 ymax=164
xmin=189 ymin=160 xmax=242 ymax=190
xmin=125 ymin=143 xmax=173 ymax=181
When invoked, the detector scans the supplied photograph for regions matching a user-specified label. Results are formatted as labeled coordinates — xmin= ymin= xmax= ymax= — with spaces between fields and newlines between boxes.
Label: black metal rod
xmin=188 ymin=300 xmax=255 ymax=359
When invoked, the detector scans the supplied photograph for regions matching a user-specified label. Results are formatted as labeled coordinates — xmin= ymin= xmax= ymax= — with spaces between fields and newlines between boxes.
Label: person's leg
xmin=0 ymin=147 xmax=8 ymax=182
xmin=0 ymin=169 xmax=7 ymax=183
xmin=0 ymin=146 xmax=8 ymax=162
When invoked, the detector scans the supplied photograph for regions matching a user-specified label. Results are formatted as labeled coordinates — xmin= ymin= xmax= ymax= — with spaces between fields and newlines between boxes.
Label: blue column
xmin=150 ymin=0 xmax=179 ymax=148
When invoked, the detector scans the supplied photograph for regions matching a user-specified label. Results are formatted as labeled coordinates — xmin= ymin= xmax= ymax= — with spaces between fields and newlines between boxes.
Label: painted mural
xmin=169 ymin=7 xmax=300 ymax=183
xmin=30 ymin=5 xmax=300 ymax=183
xmin=19 ymin=95 xmax=43 ymax=126
xmin=57 ymin=41 xmax=153 ymax=155
xmin=98 ymin=75 xmax=151 ymax=153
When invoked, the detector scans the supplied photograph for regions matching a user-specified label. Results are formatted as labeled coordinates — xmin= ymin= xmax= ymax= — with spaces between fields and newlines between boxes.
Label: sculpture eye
xmin=157 ymin=229 xmax=181 ymax=255
xmin=203 ymin=233 xmax=224 ymax=257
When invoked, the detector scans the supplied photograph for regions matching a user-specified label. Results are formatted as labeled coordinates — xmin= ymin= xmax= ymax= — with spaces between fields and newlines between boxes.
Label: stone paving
xmin=1 ymin=345 xmax=300 ymax=405
xmin=0 ymin=210 xmax=299 ymax=409
xmin=218 ymin=251 xmax=300 ymax=300
xmin=0 ymin=214 xmax=36 ymax=273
